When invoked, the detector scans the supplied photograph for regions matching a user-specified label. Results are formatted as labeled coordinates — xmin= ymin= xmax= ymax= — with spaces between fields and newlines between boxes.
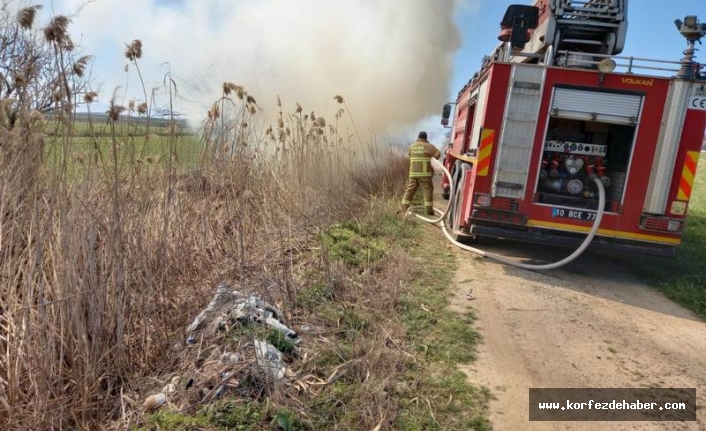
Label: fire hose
xmin=407 ymin=158 xmax=606 ymax=270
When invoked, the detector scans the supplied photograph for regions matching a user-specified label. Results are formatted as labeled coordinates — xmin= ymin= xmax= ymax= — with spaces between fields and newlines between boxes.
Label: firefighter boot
xmin=425 ymin=206 xmax=435 ymax=216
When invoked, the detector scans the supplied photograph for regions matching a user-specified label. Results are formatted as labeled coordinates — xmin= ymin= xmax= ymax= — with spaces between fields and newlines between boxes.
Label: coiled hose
xmin=407 ymin=158 xmax=606 ymax=270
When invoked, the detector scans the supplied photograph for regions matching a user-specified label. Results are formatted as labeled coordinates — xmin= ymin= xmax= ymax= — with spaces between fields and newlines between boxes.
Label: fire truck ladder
xmin=551 ymin=0 xmax=626 ymax=57
xmin=493 ymin=65 xmax=544 ymax=199
xmin=555 ymin=0 xmax=624 ymax=22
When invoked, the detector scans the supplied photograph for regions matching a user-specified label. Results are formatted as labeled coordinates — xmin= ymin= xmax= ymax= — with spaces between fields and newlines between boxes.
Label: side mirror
xmin=441 ymin=103 xmax=453 ymax=127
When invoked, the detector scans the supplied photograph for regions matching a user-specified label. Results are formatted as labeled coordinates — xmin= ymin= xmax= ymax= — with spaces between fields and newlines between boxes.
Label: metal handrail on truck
xmin=556 ymin=50 xmax=689 ymax=75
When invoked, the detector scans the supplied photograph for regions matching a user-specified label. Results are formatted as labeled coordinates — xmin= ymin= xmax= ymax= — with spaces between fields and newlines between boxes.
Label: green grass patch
xmin=321 ymin=222 xmax=387 ymax=269
xmin=135 ymin=400 xmax=267 ymax=431
xmin=45 ymin=117 xmax=194 ymax=138
xmin=39 ymin=117 xmax=201 ymax=179
xmin=395 ymin=368 xmax=492 ymax=431
xmin=136 ymin=399 xmax=306 ymax=431
xmin=44 ymin=134 xmax=201 ymax=177
xmin=399 ymin=242 xmax=480 ymax=365
xmin=321 ymin=210 xmax=420 ymax=270
xmin=267 ymin=330 xmax=298 ymax=356
xmin=298 ymin=205 xmax=488 ymax=429
xmin=207 ymin=401 xmax=268 ymax=430
xmin=393 ymin=217 xmax=491 ymax=430
xmin=296 ymin=282 xmax=334 ymax=312
xmin=627 ymin=158 xmax=706 ymax=319
xmin=271 ymin=409 xmax=307 ymax=431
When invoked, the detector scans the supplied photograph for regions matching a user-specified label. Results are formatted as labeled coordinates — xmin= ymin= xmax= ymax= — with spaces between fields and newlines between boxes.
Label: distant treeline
xmin=45 ymin=112 xmax=194 ymax=128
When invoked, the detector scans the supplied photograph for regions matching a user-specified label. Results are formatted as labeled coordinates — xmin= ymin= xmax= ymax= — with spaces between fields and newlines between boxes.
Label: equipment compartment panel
xmin=545 ymin=140 xmax=607 ymax=157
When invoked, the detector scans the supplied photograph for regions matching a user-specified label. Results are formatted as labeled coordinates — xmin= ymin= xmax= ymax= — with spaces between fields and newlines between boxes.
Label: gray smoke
xmin=56 ymin=0 xmax=464 ymax=131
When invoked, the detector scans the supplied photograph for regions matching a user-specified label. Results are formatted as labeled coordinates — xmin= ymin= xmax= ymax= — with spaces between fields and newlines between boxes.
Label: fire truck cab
xmin=441 ymin=0 xmax=706 ymax=257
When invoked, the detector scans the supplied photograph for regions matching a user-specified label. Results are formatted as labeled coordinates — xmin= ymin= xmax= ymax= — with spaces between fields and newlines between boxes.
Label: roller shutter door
xmin=551 ymin=88 xmax=643 ymax=124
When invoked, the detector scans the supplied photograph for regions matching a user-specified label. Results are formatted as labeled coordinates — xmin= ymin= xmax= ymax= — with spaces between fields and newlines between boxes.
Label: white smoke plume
xmin=52 ymin=0 xmax=465 ymax=134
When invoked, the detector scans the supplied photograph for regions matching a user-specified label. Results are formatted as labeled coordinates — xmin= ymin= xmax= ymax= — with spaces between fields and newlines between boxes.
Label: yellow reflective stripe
xmin=477 ymin=129 xmax=495 ymax=177
xmin=410 ymin=157 xmax=431 ymax=175
xmin=677 ymin=151 xmax=700 ymax=201
xmin=526 ymin=220 xmax=682 ymax=245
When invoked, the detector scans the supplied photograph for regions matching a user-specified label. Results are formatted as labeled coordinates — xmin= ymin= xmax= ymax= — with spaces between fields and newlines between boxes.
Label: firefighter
xmin=400 ymin=131 xmax=441 ymax=216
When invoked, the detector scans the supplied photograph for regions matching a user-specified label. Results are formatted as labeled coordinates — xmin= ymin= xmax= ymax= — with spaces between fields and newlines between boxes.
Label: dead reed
xmin=0 ymin=7 xmax=409 ymax=429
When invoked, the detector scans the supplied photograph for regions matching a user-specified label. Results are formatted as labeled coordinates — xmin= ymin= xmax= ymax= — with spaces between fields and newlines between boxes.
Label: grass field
xmin=45 ymin=119 xmax=194 ymax=137
xmin=631 ymin=157 xmax=706 ymax=320
xmin=42 ymin=118 xmax=202 ymax=178
xmin=44 ymin=135 xmax=201 ymax=172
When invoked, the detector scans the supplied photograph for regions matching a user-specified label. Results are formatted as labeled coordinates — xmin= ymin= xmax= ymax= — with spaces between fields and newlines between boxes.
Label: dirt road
xmin=447 ymin=239 xmax=706 ymax=431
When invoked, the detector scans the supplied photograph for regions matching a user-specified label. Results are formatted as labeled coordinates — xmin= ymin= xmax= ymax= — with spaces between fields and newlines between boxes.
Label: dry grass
xmin=0 ymin=5 xmax=422 ymax=429
xmin=0 ymin=30 xmax=410 ymax=429
xmin=128 ymin=206 xmax=490 ymax=431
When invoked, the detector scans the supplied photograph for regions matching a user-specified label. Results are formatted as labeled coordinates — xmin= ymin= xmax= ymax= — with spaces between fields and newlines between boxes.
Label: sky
xmin=34 ymin=0 xmax=706 ymax=145
xmin=434 ymin=0 xmax=706 ymax=145
xmin=450 ymin=0 xmax=706 ymax=95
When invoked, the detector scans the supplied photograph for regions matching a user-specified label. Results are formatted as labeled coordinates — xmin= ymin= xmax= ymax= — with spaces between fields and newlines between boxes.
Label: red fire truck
xmin=440 ymin=0 xmax=706 ymax=257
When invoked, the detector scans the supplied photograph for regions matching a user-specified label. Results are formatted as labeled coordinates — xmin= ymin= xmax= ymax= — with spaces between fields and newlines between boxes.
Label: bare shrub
xmin=0 ymin=2 xmax=91 ymax=127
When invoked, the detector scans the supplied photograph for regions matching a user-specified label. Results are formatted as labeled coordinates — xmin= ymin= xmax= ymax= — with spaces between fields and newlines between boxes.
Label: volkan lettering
xmin=622 ymin=77 xmax=654 ymax=87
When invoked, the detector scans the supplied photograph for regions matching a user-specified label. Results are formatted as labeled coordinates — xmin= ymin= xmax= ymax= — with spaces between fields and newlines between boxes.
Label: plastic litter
xmin=138 ymin=284 xmax=304 ymax=416
xmin=143 ymin=393 xmax=167 ymax=411
xmin=254 ymin=339 xmax=286 ymax=381
xmin=220 ymin=353 xmax=241 ymax=364
xmin=186 ymin=284 xmax=232 ymax=333
xmin=264 ymin=317 xmax=299 ymax=342
xmin=185 ymin=286 xmax=299 ymax=346
xmin=215 ymin=385 xmax=227 ymax=399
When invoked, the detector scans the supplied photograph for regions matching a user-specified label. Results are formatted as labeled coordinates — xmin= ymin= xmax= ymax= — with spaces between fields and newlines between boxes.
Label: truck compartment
xmin=534 ymin=117 xmax=636 ymax=212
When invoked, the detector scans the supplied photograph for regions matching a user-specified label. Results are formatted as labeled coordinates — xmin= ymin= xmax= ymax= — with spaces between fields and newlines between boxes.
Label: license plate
xmin=551 ymin=207 xmax=598 ymax=221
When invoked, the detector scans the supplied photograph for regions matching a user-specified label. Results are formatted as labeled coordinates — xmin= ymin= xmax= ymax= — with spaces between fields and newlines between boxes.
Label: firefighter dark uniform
xmin=401 ymin=132 xmax=441 ymax=216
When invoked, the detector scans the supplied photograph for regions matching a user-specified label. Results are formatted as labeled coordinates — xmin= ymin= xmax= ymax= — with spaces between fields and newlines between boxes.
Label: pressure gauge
xmin=567 ymin=179 xmax=584 ymax=195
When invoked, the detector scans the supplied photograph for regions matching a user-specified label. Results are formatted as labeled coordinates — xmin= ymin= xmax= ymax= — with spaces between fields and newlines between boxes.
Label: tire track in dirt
xmin=445 ymin=240 xmax=706 ymax=431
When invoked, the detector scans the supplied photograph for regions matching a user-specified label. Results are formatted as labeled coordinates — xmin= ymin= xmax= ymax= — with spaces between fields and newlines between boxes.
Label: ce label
xmin=689 ymin=96 xmax=706 ymax=110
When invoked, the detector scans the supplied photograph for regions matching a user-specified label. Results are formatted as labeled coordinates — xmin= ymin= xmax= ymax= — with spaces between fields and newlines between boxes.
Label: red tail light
xmin=474 ymin=193 xmax=519 ymax=212
xmin=640 ymin=215 xmax=684 ymax=233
